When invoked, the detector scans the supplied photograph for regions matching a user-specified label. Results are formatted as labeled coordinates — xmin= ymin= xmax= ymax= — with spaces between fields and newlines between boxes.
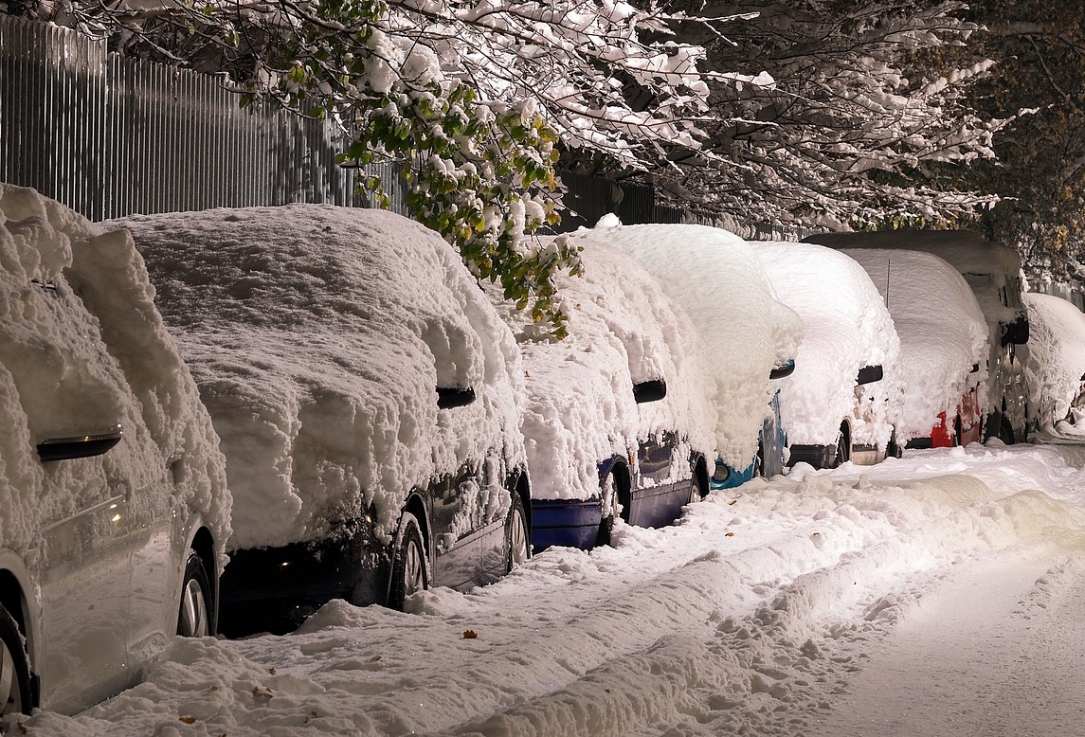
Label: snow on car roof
xmin=495 ymin=236 xmax=718 ymax=501
xmin=752 ymin=241 xmax=903 ymax=449
xmin=839 ymin=248 xmax=989 ymax=440
xmin=805 ymin=229 xmax=1026 ymax=324
xmin=0 ymin=184 xmax=231 ymax=564
xmin=1024 ymin=293 xmax=1085 ymax=428
xmin=575 ymin=218 xmax=802 ymax=467
xmin=114 ymin=204 xmax=525 ymax=550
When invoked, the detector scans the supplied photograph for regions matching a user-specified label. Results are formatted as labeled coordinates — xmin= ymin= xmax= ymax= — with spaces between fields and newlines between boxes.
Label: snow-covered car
xmin=116 ymin=205 xmax=531 ymax=635
xmin=579 ymin=219 xmax=803 ymax=488
xmin=806 ymin=230 xmax=1031 ymax=443
xmin=495 ymin=237 xmax=717 ymax=551
xmin=838 ymin=248 xmax=989 ymax=448
xmin=1023 ymin=293 xmax=1085 ymax=429
xmin=0 ymin=185 xmax=231 ymax=716
xmin=752 ymin=241 xmax=904 ymax=467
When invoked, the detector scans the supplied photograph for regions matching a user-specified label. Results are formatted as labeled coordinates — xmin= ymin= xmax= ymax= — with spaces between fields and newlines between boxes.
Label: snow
xmin=110 ymin=205 xmax=526 ymax=550
xmin=10 ymin=198 xmax=1085 ymax=736
xmin=14 ymin=437 xmax=1085 ymax=736
xmin=752 ymin=241 xmax=904 ymax=452
xmin=839 ymin=248 xmax=989 ymax=442
xmin=1024 ymin=293 xmax=1085 ymax=428
xmin=574 ymin=219 xmax=803 ymax=470
xmin=806 ymin=229 xmax=1027 ymax=329
xmin=493 ymin=236 xmax=717 ymax=501
xmin=0 ymin=183 xmax=231 ymax=566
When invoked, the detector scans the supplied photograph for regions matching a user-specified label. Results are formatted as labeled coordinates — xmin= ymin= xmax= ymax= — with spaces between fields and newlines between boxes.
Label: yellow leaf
xmin=179 ymin=716 xmax=197 ymax=724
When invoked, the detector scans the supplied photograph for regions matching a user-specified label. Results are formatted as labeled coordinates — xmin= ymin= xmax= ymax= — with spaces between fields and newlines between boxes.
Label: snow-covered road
xmin=17 ymin=436 xmax=1085 ymax=737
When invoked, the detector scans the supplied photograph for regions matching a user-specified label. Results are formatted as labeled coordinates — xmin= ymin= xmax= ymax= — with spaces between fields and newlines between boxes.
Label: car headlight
xmin=712 ymin=460 xmax=730 ymax=483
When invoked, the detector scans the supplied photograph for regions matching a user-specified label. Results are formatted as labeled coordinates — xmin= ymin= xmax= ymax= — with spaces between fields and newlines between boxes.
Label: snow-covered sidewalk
xmin=17 ymin=439 xmax=1085 ymax=737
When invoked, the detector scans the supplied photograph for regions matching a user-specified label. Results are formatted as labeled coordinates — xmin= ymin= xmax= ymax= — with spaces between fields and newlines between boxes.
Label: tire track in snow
xmin=804 ymin=554 xmax=1085 ymax=737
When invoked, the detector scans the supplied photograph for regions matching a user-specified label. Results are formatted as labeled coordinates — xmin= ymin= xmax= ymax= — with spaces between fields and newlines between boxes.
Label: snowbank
xmin=0 ymin=183 xmax=230 ymax=564
xmin=576 ymin=219 xmax=802 ymax=468
xmin=494 ymin=236 xmax=717 ymax=501
xmin=114 ymin=205 xmax=526 ymax=550
xmin=841 ymin=248 xmax=989 ymax=441
xmin=753 ymin=241 xmax=904 ymax=451
xmin=18 ymin=439 xmax=1085 ymax=737
xmin=1024 ymin=293 xmax=1085 ymax=427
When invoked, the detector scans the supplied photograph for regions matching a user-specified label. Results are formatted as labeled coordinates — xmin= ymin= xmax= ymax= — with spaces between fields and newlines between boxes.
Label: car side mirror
xmin=1001 ymin=316 xmax=1030 ymax=346
xmin=856 ymin=365 xmax=884 ymax=385
xmin=769 ymin=359 xmax=796 ymax=381
xmin=37 ymin=425 xmax=123 ymax=463
xmin=633 ymin=379 xmax=667 ymax=404
xmin=437 ymin=387 xmax=476 ymax=409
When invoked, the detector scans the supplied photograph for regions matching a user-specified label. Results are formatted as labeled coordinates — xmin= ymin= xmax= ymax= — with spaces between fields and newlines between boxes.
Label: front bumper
xmin=219 ymin=519 xmax=388 ymax=636
xmin=530 ymin=499 xmax=603 ymax=552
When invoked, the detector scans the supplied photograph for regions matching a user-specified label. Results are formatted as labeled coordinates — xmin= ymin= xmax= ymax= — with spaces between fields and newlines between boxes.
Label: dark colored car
xmin=117 ymin=204 xmax=531 ymax=635
xmin=503 ymin=238 xmax=716 ymax=551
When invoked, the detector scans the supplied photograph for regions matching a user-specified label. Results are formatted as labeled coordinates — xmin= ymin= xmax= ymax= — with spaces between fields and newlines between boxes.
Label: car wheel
xmin=0 ymin=604 xmax=32 ymax=718
xmin=596 ymin=472 xmax=620 ymax=547
xmin=687 ymin=470 xmax=706 ymax=504
xmin=388 ymin=513 xmax=428 ymax=610
xmin=505 ymin=493 xmax=530 ymax=573
xmin=998 ymin=418 xmax=1015 ymax=444
xmin=833 ymin=429 xmax=851 ymax=468
xmin=177 ymin=550 xmax=213 ymax=637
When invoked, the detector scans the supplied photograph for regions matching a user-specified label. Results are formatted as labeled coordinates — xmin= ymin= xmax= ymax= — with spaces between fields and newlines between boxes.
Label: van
xmin=806 ymin=230 xmax=1031 ymax=443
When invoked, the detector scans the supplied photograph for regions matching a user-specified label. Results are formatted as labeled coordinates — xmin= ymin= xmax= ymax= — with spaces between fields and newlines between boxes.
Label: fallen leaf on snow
xmin=463 ymin=629 xmax=478 ymax=639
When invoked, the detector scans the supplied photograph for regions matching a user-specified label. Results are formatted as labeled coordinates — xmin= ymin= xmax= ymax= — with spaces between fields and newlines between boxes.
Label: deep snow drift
xmin=14 ymin=435 xmax=1085 ymax=737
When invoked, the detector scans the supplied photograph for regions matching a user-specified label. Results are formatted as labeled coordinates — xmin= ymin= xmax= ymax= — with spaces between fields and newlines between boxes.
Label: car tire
xmin=998 ymin=418 xmax=1015 ymax=444
xmin=687 ymin=470 xmax=706 ymax=504
xmin=505 ymin=493 xmax=530 ymax=573
xmin=177 ymin=550 xmax=213 ymax=637
xmin=0 ymin=603 xmax=33 ymax=718
xmin=833 ymin=428 xmax=851 ymax=468
xmin=596 ymin=472 xmax=620 ymax=547
xmin=388 ymin=513 xmax=428 ymax=611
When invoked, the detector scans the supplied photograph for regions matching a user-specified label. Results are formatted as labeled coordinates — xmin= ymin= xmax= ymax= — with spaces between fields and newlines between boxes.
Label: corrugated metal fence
xmin=0 ymin=15 xmax=363 ymax=221
xmin=1 ymin=15 xmax=791 ymax=237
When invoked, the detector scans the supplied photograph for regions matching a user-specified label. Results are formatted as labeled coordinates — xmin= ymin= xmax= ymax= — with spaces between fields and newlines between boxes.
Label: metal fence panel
xmin=1 ymin=15 xmax=360 ymax=221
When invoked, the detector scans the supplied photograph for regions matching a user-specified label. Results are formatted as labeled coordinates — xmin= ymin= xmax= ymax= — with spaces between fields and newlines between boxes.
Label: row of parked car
xmin=0 ymin=181 xmax=1059 ymax=719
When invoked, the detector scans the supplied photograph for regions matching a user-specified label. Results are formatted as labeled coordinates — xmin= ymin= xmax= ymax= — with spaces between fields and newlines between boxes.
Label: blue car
xmin=712 ymin=362 xmax=791 ymax=490
xmin=501 ymin=237 xmax=717 ymax=552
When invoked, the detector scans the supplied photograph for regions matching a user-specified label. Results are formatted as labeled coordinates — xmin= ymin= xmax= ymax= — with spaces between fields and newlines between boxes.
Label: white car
xmin=752 ymin=241 xmax=904 ymax=467
xmin=0 ymin=184 xmax=231 ymax=716
xmin=807 ymin=230 xmax=1031 ymax=443
xmin=839 ymin=248 xmax=989 ymax=448
xmin=1023 ymin=293 xmax=1085 ymax=429
xmin=580 ymin=220 xmax=802 ymax=488
xmin=496 ymin=236 xmax=717 ymax=550
xmin=117 ymin=205 xmax=531 ymax=635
